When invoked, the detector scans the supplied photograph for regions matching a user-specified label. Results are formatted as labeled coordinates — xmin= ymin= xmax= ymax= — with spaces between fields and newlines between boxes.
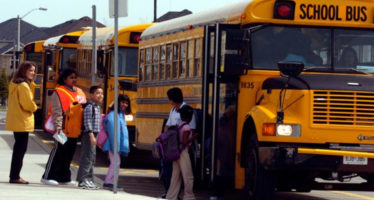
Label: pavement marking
xmin=332 ymin=191 xmax=374 ymax=200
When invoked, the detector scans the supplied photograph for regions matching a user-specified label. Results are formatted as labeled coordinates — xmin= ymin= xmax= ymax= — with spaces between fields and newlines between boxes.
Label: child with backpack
xmin=76 ymin=86 xmax=103 ymax=189
xmin=102 ymin=94 xmax=131 ymax=190
xmin=160 ymin=87 xmax=197 ymax=198
xmin=166 ymin=105 xmax=198 ymax=200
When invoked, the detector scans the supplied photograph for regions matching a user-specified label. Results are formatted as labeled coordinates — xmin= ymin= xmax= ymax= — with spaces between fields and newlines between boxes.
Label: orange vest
xmin=55 ymin=85 xmax=86 ymax=111
xmin=48 ymin=86 xmax=86 ymax=138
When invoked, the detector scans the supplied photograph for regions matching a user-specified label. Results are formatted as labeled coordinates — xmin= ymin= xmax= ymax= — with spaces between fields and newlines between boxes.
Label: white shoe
xmin=59 ymin=180 xmax=77 ymax=186
xmin=41 ymin=179 xmax=58 ymax=185
xmin=88 ymin=180 xmax=100 ymax=189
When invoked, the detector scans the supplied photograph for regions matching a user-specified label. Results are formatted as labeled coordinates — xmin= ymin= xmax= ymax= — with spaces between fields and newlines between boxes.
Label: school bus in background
xmin=76 ymin=23 xmax=153 ymax=146
xmin=138 ymin=0 xmax=374 ymax=199
xmin=22 ymin=40 xmax=45 ymax=127
xmin=39 ymin=29 xmax=88 ymax=125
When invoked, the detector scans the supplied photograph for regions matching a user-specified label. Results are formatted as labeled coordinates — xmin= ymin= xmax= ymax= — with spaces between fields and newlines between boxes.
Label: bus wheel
xmin=245 ymin=134 xmax=275 ymax=200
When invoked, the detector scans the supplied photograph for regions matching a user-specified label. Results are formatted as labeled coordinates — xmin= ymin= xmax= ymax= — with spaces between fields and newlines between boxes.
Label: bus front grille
xmin=312 ymin=91 xmax=374 ymax=126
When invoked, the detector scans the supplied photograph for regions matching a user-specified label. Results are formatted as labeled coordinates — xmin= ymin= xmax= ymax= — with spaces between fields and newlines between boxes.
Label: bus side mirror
xmin=278 ymin=61 xmax=304 ymax=77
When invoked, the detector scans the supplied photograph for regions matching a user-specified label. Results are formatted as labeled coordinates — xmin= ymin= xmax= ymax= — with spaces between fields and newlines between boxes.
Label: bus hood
xmin=262 ymin=74 xmax=374 ymax=92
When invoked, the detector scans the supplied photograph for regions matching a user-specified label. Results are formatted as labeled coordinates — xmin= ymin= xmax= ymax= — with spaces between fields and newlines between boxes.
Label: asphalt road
xmin=2 ymin=109 xmax=374 ymax=199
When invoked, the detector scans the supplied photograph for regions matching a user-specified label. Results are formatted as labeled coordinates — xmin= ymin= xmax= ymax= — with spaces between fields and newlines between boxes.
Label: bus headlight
xmin=125 ymin=114 xmax=134 ymax=122
xmin=276 ymin=124 xmax=300 ymax=137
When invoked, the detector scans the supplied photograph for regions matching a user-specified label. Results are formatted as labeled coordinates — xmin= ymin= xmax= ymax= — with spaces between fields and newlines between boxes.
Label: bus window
xmin=25 ymin=52 xmax=42 ymax=74
xmin=334 ymin=29 xmax=374 ymax=73
xmin=179 ymin=41 xmax=187 ymax=78
xmin=111 ymin=48 xmax=138 ymax=77
xmin=194 ymin=39 xmax=202 ymax=77
xmin=61 ymin=48 xmax=77 ymax=69
xmin=153 ymin=46 xmax=159 ymax=80
xmin=172 ymin=43 xmax=179 ymax=78
xmin=166 ymin=44 xmax=172 ymax=79
xmin=187 ymin=40 xmax=194 ymax=78
xmin=160 ymin=45 xmax=166 ymax=80
xmin=139 ymin=49 xmax=145 ymax=81
xmin=251 ymin=26 xmax=330 ymax=69
xmin=145 ymin=48 xmax=152 ymax=80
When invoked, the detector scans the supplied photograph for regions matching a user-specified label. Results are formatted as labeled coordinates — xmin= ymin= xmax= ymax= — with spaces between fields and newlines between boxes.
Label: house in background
xmin=0 ymin=17 xmax=105 ymax=76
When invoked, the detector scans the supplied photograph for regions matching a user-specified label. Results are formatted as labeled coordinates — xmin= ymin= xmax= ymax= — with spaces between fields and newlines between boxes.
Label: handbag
xmin=96 ymin=114 xmax=108 ymax=149
xmin=44 ymin=115 xmax=55 ymax=134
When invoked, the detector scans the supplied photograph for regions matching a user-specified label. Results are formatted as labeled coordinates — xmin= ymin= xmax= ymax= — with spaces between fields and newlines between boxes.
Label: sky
xmin=1 ymin=0 xmax=243 ymax=28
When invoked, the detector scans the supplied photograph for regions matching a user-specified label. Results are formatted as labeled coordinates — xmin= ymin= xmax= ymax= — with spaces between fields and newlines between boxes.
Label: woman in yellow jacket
xmin=5 ymin=61 xmax=37 ymax=184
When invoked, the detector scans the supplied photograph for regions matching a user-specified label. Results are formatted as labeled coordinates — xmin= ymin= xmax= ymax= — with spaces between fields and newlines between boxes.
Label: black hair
xmin=108 ymin=94 xmax=132 ymax=115
xmin=167 ymin=87 xmax=183 ymax=104
xmin=178 ymin=105 xmax=194 ymax=123
xmin=57 ymin=68 xmax=77 ymax=85
xmin=89 ymin=85 xmax=102 ymax=94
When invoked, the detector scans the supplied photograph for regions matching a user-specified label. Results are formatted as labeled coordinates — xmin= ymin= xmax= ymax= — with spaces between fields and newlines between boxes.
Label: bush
xmin=0 ymin=68 xmax=9 ymax=105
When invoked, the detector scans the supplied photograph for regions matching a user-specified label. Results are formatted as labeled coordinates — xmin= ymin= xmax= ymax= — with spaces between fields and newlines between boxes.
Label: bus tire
xmin=245 ymin=134 xmax=275 ymax=200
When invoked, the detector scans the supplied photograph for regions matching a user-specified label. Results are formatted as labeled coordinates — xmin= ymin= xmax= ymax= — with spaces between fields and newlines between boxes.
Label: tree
xmin=0 ymin=68 xmax=9 ymax=106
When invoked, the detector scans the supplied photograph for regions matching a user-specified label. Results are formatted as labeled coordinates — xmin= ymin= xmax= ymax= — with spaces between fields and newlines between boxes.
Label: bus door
xmin=201 ymin=24 xmax=246 ymax=185
xmin=42 ymin=50 xmax=58 ymax=120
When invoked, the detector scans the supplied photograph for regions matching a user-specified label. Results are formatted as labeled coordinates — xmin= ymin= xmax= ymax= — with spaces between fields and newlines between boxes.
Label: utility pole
xmin=91 ymin=5 xmax=97 ymax=85
xmin=154 ymin=0 xmax=157 ymax=22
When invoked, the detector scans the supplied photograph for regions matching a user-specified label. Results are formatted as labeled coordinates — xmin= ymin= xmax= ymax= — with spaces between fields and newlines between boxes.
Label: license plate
xmin=343 ymin=156 xmax=368 ymax=165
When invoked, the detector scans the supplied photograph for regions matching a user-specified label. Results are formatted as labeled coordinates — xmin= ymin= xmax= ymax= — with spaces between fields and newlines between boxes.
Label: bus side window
xmin=187 ymin=39 xmax=194 ymax=78
xmin=153 ymin=46 xmax=159 ymax=80
xmin=139 ymin=49 xmax=145 ymax=81
xmin=179 ymin=41 xmax=187 ymax=78
xmin=172 ymin=43 xmax=179 ymax=79
xmin=194 ymin=39 xmax=202 ymax=77
xmin=166 ymin=44 xmax=172 ymax=80
xmin=145 ymin=48 xmax=152 ymax=81
xmin=160 ymin=45 xmax=166 ymax=80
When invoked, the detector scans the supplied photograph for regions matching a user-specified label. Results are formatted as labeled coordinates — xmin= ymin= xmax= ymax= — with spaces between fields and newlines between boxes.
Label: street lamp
xmin=15 ymin=7 xmax=47 ymax=70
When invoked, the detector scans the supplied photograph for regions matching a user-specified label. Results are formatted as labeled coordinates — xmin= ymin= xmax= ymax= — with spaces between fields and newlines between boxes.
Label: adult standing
xmin=41 ymin=68 xmax=86 ymax=186
xmin=5 ymin=61 xmax=38 ymax=184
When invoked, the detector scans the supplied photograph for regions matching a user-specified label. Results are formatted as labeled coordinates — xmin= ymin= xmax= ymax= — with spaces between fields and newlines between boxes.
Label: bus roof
xmin=79 ymin=23 xmax=154 ymax=48
xmin=43 ymin=29 xmax=89 ymax=47
xmin=141 ymin=1 xmax=249 ymax=39
xmin=142 ymin=0 xmax=374 ymax=39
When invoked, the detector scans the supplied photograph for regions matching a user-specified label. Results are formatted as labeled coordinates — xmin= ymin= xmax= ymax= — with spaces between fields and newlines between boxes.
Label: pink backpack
xmin=96 ymin=114 xmax=107 ymax=149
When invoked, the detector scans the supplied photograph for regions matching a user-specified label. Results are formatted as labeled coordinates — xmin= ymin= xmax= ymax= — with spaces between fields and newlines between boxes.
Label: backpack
xmin=64 ymin=102 xmax=94 ymax=138
xmin=96 ymin=114 xmax=108 ymax=149
xmin=153 ymin=123 xmax=188 ymax=162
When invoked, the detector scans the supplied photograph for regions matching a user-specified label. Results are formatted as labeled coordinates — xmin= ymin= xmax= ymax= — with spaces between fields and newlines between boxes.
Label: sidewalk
xmin=0 ymin=123 xmax=157 ymax=200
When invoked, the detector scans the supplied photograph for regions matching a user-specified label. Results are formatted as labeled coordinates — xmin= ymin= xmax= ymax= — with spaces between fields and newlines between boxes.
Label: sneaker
xmin=103 ymin=183 xmax=123 ymax=191
xmin=78 ymin=180 xmax=95 ymax=189
xmin=41 ymin=179 xmax=58 ymax=185
xmin=88 ymin=180 xmax=100 ymax=189
xmin=59 ymin=180 xmax=77 ymax=186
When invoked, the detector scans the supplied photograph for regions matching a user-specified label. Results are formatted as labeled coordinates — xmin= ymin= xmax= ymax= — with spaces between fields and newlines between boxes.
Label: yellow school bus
xmin=22 ymin=40 xmax=45 ymax=127
xmin=76 ymin=23 xmax=152 ymax=146
xmin=39 ymin=29 xmax=88 ymax=124
xmin=138 ymin=0 xmax=374 ymax=198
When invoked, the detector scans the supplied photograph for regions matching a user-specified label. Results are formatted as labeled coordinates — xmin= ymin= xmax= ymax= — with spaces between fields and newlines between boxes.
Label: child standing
xmin=77 ymin=86 xmax=103 ymax=189
xmin=166 ymin=105 xmax=197 ymax=200
xmin=102 ymin=94 xmax=131 ymax=190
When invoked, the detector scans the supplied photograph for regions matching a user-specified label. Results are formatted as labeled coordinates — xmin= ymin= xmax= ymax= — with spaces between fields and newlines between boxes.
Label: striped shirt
xmin=83 ymin=100 xmax=101 ymax=134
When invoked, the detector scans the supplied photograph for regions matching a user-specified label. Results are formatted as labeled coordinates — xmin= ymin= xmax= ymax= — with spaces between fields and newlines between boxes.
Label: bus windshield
xmin=110 ymin=47 xmax=138 ymax=77
xmin=25 ymin=52 xmax=42 ymax=74
xmin=60 ymin=48 xmax=77 ymax=69
xmin=251 ymin=26 xmax=374 ymax=73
